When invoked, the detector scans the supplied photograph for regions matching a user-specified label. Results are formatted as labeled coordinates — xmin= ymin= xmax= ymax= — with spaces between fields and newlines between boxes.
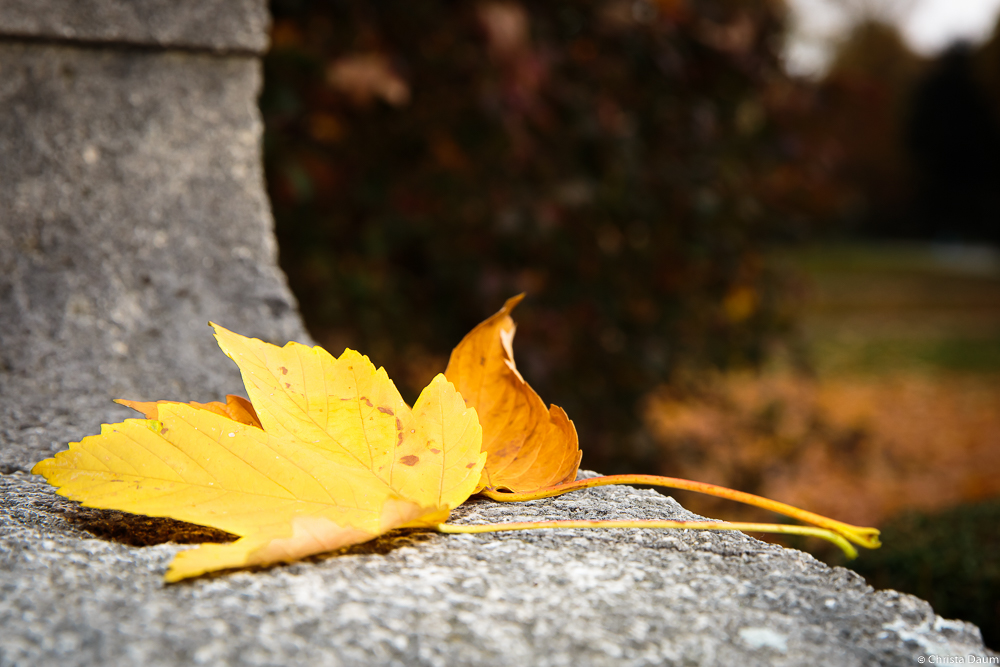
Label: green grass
xmin=809 ymin=335 xmax=1000 ymax=375
xmin=774 ymin=242 xmax=1000 ymax=278
xmin=772 ymin=242 xmax=1000 ymax=376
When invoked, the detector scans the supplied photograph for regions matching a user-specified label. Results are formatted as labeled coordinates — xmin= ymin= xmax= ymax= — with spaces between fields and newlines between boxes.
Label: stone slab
xmin=0 ymin=42 xmax=309 ymax=474
xmin=1 ymin=470 xmax=993 ymax=666
xmin=0 ymin=0 xmax=268 ymax=53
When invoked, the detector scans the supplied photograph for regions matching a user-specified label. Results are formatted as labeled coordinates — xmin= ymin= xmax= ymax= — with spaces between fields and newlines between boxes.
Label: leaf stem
xmin=480 ymin=474 xmax=880 ymax=550
xmin=437 ymin=519 xmax=859 ymax=558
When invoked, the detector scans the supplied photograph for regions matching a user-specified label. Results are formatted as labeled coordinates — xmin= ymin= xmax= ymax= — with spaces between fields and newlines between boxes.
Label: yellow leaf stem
xmin=437 ymin=519 xmax=859 ymax=559
xmin=480 ymin=474 xmax=881 ymax=550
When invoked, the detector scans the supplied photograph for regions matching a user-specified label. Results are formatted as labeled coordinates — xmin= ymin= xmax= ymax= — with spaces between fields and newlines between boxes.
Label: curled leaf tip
xmin=445 ymin=295 xmax=581 ymax=494
xmin=500 ymin=292 xmax=526 ymax=312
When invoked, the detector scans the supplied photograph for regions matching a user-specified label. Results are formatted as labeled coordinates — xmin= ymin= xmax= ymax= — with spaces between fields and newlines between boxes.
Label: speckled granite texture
xmin=1 ymin=470 xmax=994 ymax=666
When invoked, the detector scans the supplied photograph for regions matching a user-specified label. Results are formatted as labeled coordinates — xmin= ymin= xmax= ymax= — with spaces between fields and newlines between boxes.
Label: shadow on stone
xmin=329 ymin=529 xmax=437 ymax=557
xmin=63 ymin=504 xmax=436 ymax=557
xmin=64 ymin=507 xmax=238 ymax=547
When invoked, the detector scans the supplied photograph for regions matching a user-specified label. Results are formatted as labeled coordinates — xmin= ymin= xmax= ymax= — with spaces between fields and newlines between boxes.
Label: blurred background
xmin=260 ymin=0 xmax=999 ymax=646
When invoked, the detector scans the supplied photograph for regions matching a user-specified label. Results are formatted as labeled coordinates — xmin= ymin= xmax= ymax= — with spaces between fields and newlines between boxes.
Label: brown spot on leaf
xmin=430 ymin=448 xmax=441 ymax=454
xmin=395 ymin=417 xmax=403 ymax=431
xmin=399 ymin=455 xmax=419 ymax=467
xmin=279 ymin=366 xmax=288 ymax=375
xmin=377 ymin=406 xmax=395 ymax=416
xmin=466 ymin=462 xmax=477 ymax=468
xmin=361 ymin=396 xmax=373 ymax=407
xmin=284 ymin=382 xmax=292 ymax=389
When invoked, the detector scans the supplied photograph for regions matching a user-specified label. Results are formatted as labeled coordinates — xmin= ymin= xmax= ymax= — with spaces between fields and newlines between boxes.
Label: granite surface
xmin=0 ymin=42 xmax=308 ymax=474
xmin=1 ymin=470 xmax=994 ymax=666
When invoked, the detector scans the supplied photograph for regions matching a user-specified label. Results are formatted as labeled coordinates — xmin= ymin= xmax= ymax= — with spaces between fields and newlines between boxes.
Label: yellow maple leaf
xmin=445 ymin=294 xmax=581 ymax=492
xmin=33 ymin=324 xmax=485 ymax=581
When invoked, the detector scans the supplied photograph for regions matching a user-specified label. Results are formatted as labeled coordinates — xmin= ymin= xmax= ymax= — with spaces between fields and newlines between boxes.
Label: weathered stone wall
xmin=2 ymin=470 xmax=995 ymax=666
xmin=0 ymin=0 xmax=308 ymax=474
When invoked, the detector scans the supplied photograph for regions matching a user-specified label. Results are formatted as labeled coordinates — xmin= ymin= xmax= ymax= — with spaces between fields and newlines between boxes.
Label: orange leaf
xmin=445 ymin=294 xmax=581 ymax=492
xmin=115 ymin=394 xmax=262 ymax=428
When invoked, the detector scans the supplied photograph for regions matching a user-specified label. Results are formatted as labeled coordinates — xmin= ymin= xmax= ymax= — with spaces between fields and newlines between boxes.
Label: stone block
xmin=0 ymin=42 xmax=308 ymax=473
xmin=0 ymin=0 xmax=268 ymax=53
xmin=1 ymin=470 xmax=994 ymax=665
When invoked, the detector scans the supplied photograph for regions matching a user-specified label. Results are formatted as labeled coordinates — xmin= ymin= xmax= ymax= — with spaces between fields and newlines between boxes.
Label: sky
xmin=785 ymin=0 xmax=1000 ymax=76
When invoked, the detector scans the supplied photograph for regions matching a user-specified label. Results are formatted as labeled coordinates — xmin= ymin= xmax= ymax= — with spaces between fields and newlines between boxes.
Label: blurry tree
xmin=778 ymin=10 xmax=1000 ymax=244
xmin=262 ymin=0 xmax=809 ymax=472
xmin=975 ymin=14 xmax=1000 ymax=114
xmin=907 ymin=44 xmax=1000 ymax=244
xmin=771 ymin=19 xmax=923 ymax=238
xmin=826 ymin=19 xmax=922 ymax=237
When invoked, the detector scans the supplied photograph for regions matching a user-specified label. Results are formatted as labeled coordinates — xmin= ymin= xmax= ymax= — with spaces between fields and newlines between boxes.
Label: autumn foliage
xmin=34 ymin=300 xmax=878 ymax=580
xmin=645 ymin=370 xmax=1000 ymax=530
